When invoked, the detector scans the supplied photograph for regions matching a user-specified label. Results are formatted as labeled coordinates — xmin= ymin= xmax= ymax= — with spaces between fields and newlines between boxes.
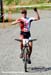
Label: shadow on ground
xmin=28 ymin=66 xmax=51 ymax=73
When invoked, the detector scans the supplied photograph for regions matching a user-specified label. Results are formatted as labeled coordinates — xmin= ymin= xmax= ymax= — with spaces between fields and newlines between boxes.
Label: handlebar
xmin=15 ymin=39 xmax=22 ymax=42
xmin=15 ymin=39 xmax=37 ymax=42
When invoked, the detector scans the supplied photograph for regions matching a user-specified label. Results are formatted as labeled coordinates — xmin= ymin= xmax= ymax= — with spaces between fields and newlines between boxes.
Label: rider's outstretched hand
xmin=33 ymin=8 xmax=37 ymax=12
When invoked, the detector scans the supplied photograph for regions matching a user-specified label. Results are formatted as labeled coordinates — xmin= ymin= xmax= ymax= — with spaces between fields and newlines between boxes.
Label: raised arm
xmin=33 ymin=8 xmax=40 ymax=21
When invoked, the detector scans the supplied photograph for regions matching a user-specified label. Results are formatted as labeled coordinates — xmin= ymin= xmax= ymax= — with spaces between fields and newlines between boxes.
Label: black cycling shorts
xmin=20 ymin=31 xmax=31 ymax=39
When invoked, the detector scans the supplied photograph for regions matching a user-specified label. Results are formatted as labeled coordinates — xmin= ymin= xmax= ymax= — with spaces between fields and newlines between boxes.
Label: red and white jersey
xmin=17 ymin=17 xmax=35 ymax=32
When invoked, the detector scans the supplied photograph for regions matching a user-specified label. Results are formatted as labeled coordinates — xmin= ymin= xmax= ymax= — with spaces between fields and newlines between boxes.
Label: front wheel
xmin=24 ymin=60 xmax=27 ymax=72
xmin=24 ymin=48 xmax=27 ymax=72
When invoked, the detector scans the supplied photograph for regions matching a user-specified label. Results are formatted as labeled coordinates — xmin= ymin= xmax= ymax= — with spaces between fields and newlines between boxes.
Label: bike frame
xmin=22 ymin=39 xmax=30 ymax=72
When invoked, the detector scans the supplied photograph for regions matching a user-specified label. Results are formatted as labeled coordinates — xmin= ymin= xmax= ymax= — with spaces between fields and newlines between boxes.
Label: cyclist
xmin=12 ymin=8 xmax=40 ymax=64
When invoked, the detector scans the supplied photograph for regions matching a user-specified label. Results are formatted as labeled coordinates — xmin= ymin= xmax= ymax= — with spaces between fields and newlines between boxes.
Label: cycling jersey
xmin=17 ymin=17 xmax=35 ymax=32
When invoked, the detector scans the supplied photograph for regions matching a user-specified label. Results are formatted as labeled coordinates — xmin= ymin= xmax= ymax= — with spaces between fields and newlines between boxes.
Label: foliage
xmin=3 ymin=0 xmax=48 ymax=5
xmin=3 ymin=0 xmax=14 ymax=5
xmin=3 ymin=0 xmax=20 ymax=5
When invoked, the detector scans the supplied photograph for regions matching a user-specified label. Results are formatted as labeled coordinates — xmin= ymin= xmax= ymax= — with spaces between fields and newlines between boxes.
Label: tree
xmin=0 ymin=0 xmax=3 ymax=22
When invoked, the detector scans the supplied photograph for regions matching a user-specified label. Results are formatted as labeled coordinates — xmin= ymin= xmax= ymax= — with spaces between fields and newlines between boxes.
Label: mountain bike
xmin=15 ymin=38 xmax=36 ymax=72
